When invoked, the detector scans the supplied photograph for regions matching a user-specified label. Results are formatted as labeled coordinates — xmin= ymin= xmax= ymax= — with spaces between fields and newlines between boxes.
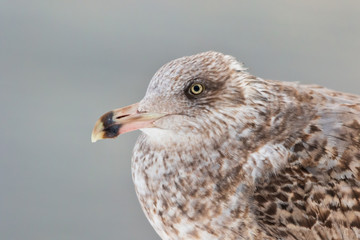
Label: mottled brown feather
xmin=119 ymin=52 xmax=360 ymax=239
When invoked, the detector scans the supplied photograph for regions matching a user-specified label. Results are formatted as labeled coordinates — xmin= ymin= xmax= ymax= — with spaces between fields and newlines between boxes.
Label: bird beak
xmin=91 ymin=102 xmax=166 ymax=142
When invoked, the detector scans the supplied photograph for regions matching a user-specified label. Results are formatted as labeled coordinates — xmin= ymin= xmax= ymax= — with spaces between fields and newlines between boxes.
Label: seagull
xmin=91 ymin=51 xmax=360 ymax=240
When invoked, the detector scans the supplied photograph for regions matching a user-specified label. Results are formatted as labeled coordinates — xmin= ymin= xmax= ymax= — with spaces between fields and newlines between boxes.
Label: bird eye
xmin=189 ymin=83 xmax=204 ymax=95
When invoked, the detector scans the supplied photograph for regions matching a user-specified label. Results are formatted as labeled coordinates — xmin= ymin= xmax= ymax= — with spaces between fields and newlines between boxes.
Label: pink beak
xmin=91 ymin=102 xmax=166 ymax=142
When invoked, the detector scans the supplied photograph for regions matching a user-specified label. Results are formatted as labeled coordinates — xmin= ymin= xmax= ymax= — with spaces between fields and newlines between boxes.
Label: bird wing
xmin=253 ymin=86 xmax=360 ymax=239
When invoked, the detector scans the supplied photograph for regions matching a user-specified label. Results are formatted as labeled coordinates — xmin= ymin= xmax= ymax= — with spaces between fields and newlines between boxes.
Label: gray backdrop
xmin=1 ymin=1 xmax=359 ymax=240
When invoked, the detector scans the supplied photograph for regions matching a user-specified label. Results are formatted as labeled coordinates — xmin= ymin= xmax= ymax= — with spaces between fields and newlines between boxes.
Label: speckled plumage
xmin=94 ymin=52 xmax=360 ymax=240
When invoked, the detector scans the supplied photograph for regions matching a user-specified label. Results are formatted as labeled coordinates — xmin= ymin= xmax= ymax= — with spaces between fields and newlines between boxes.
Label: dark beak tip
xmin=100 ymin=111 xmax=115 ymax=128
xmin=103 ymin=124 xmax=122 ymax=138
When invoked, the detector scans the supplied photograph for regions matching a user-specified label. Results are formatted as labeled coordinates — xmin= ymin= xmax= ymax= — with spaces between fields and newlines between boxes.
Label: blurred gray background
xmin=1 ymin=1 xmax=359 ymax=239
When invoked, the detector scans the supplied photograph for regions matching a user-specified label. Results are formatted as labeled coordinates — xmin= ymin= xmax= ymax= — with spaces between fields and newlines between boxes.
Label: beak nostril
xmin=116 ymin=114 xmax=130 ymax=119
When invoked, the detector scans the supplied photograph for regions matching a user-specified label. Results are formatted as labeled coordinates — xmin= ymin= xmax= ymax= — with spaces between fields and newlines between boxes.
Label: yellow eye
xmin=189 ymin=83 xmax=204 ymax=95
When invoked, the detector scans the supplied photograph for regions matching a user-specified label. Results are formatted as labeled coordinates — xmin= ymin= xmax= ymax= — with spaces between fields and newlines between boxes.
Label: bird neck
xmin=131 ymin=133 xmax=266 ymax=239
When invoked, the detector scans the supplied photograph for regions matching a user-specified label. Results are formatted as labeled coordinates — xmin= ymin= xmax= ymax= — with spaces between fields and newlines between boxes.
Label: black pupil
xmin=193 ymin=85 xmax=200 ymax=92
